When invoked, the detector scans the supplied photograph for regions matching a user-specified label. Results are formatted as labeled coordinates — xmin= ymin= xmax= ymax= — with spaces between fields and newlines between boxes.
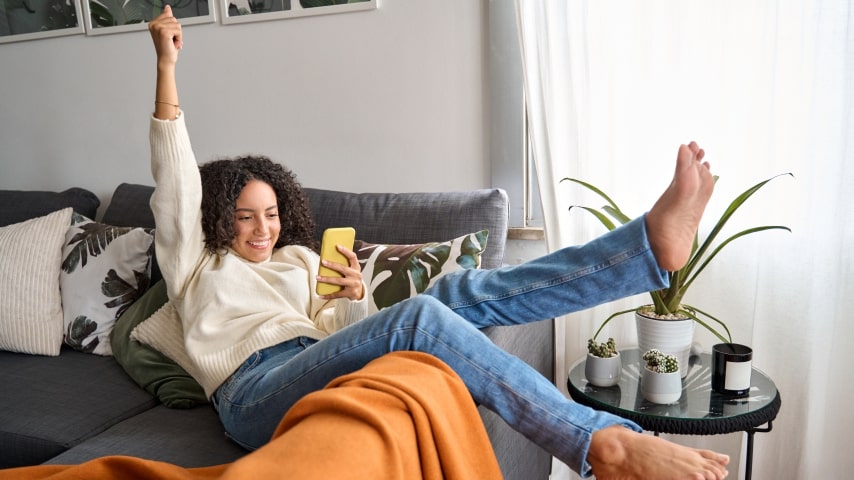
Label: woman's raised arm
xmin=147 ymin=7 xmax=204 ymax=300
xmin=149 ymin=5 xmax=182 ymax=120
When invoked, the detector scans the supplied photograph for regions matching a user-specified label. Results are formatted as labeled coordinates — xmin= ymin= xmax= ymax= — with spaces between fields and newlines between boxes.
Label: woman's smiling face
xmin=230 ymin=179 xmax=281 ymax=262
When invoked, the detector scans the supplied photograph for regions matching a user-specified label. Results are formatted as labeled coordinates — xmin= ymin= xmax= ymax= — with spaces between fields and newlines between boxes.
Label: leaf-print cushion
xmin=355 ymin=230 xmax=489 ymax=314
xmin=59 ymin=213 xmax=154 ymax=356
xmin=0 ymin=208 xmax=72 ymax=356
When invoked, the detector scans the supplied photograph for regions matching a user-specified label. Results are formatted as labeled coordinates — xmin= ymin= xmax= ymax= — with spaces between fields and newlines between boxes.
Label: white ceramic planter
xmin=641 ymin=367 xmax=682 ymax=404
xmin=584 ymin=352 xmax=622 ymax=387
xmin=636 ymin=310 xmax=694 ymax=378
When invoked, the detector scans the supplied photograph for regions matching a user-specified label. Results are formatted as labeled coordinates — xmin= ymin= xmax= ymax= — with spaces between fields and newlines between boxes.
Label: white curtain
xmin=515 ymin=1 xmax=854 ymax=479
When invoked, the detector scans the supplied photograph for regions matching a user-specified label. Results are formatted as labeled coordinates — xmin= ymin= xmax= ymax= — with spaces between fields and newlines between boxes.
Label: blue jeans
xmin=211 ymin=216 xmax=668 ymax=476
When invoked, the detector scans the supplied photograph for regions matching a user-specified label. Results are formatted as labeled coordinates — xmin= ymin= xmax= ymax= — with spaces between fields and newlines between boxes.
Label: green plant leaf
xmin=681 ymin=225 xmax=791 ymax=295
xmin=679 ymin=305 xmax=732 ymax=344
xmin=568 ymin=206 xmax=618 ymax=231
xmin=684 ymin=173 xmax=792 ymax=278
xmin=602 ymin=205 xmax=632 ymax=225
xmin=561 ymin=177 xmax=622 ymax=211
xmin=591 ymin=307 xmax=638 ymax=341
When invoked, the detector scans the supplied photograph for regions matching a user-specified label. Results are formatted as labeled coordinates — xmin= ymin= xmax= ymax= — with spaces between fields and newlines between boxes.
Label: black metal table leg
xmin=744 ymin=421 xmax=773 ymax=480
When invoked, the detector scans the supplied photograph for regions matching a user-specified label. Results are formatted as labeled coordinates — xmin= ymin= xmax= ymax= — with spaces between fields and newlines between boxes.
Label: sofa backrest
xmin=0 ymin=188 xmax=100 ymax=227
xmin=303 ymin=188 xmax=509 ymax=269
xmin=102 ymin=183 xmax=509 ymax=269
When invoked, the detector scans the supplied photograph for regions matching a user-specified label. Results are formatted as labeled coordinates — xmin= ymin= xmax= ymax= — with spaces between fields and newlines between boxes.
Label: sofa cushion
xmin=0 ymin=188 xmax=99 ymax=228
xmin=0 ymin=208 xmax=73 ymax=356
xmin=101 ymin=183 xmax=156 ymax=229
xmin=44 ymin=405 xmax=246 ymax=467
xmin=60 ymin=213 xmax=155 ymax=356
xmin=304 ymin=188 xmax=509 ymax=269
xmin=355 ymin=230 xmax=488 ymax=313
xmin=111 ymin=280 xmax=208 ymax=408
xmin=0 ymin=347 xmax=157 ymax=468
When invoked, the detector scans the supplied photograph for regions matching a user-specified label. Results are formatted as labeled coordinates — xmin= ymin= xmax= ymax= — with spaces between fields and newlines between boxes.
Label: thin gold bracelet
xmin=155 ymin=100 xmax=180 ymax=119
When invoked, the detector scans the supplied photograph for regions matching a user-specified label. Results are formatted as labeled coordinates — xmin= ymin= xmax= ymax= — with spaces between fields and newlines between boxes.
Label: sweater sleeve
xmin=288 ymin=246 xmax=370 ymax=334
xmin=315 ymin=294 xmax=369 ymax=334
xmin=149 ymin=113 xmax=206 ymax=301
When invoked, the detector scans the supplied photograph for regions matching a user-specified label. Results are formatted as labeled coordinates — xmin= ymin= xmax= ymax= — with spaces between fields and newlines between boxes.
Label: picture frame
xmin=0 ymin=0 xmax=85 ymax=44
xmin=82 ymin=0 xmax=216 ymax=36
xmin=220 ymin=0 xmax=376 ymax=26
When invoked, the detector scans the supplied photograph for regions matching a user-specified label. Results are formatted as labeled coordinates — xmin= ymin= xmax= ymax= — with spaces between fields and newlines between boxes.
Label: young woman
xmin=149 ymin=7 xmax=729 ymax=480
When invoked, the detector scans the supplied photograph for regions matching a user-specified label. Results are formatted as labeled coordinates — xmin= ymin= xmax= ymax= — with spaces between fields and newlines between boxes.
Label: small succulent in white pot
xmin=643 ymin=349 xmax=679 ymax=373
xmin=641 ymin=349 xmax=682 ymax=404
xmin=585 ymin=338 xmax=621 ymax=387
xmin=588 ymin=337 xmax=618 ymax=359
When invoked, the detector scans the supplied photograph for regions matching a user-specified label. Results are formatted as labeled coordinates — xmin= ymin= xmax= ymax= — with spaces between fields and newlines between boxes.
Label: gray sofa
xmin=0 ymin=183 xmax=554 ymax=480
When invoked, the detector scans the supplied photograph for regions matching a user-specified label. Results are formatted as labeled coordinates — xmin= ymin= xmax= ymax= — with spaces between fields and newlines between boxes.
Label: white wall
xmin=0 ymin=0 xmax=490 ymax=211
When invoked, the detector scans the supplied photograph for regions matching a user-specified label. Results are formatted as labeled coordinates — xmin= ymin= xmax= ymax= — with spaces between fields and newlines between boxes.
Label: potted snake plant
xmin=567 ymin=172 xmax=791 ymax=376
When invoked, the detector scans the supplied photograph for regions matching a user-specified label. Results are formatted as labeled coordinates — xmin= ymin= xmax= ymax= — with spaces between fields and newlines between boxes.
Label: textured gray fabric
xmin=45 ymin=405 xmax=246 ymax=467
xmin=0 ymin=188 xmax=100 ymax=227
xmin=304 ymin=188 xmax=509 ymax=269
xmin=0 ymin=348 xmax=157 ymax=468
xmin=478 ymin=324 xmax=555 ymax=480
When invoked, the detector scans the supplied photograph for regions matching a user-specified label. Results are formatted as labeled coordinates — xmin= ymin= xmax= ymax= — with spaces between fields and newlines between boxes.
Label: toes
xmin=677 ymin=144 xmax=694 ymax=166
xmin=685 ymin=141 xmax=704 ymax=162
xmin=688 ymin=141 xmax=700 ymax=153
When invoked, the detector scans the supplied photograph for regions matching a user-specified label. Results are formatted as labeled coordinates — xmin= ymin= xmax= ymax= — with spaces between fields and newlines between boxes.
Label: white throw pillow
xmin=59 ymin=213 xmax=154 ymax=356
xmin=0 ymin=208 xmax=73 ymax=356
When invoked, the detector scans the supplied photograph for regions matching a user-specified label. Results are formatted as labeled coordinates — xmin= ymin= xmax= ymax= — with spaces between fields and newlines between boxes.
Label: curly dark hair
xmin=198 ymin=156 xmax=318 ymax=255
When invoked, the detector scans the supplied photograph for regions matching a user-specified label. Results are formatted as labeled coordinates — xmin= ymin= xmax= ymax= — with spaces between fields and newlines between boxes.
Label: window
xmin=488 ymin=0 xmax=543 ymax=233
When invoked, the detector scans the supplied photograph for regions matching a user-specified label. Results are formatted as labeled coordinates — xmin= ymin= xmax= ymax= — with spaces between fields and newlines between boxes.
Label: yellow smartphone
xmin=316 ymin=227 xmax=356 ymax=295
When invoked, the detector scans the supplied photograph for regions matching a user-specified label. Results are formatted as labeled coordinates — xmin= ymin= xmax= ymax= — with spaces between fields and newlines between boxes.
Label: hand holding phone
xmin=316 ymin=227 xmax=356 ymax=296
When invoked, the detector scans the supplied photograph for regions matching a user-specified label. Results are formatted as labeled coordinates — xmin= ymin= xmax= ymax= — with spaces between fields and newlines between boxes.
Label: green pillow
xmin=110 ymin=279 xmax=208 ymax=408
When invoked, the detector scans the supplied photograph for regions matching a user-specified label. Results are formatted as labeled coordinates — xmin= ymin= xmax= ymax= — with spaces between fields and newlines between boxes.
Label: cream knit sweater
xmin=149 ymin=114 xmax=368 ymax=398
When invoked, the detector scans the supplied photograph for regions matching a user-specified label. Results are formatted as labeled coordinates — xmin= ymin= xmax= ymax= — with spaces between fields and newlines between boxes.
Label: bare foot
xmin=645 ymin=142 xmax=715 ymax=271
xmin=588 ymin=425 xmax=729 ymax=480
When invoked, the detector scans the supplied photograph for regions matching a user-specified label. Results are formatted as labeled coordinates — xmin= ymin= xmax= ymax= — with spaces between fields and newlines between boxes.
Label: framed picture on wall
xmin=82 ymin=0 xmax=216 ymax=36
xmin=0 ymin=0 xmax=85 ymax=44
xmin=220 ymin=0 xmax=376 ymax=26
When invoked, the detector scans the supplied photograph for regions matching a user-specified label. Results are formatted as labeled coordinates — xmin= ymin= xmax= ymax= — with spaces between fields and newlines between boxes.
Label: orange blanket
xmin=1 ymin=352 xmax=501 ymax=480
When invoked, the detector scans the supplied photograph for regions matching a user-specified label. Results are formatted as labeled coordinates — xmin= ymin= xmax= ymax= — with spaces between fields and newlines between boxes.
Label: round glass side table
xmin=567 ymin=348 xmax=780 ymax=480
